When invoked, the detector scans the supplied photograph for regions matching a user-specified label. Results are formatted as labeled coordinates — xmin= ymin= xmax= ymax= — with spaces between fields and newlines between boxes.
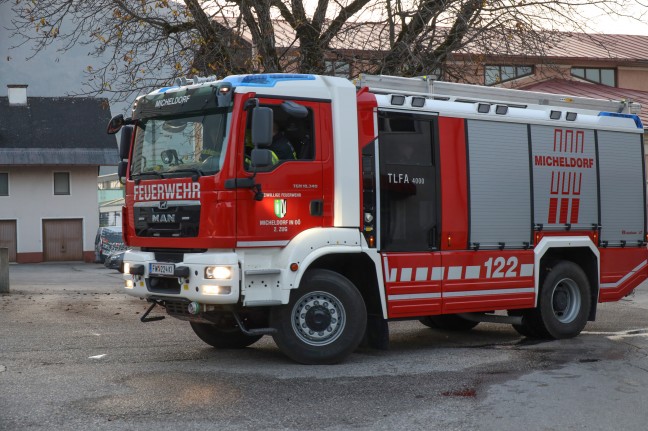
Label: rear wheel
xmin=190 ymin=321 xmax=262 ymax=349
xmin=524 ymin=261 xmax=591 ymax=339
xmin=419 ymin=314 xmax=479 ymax=331
xmin=270 ymin=269 xmax=367 ymax=364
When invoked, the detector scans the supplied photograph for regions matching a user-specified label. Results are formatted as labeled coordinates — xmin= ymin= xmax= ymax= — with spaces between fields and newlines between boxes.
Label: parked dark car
xmin=104 ymin=250 xmax=126 ymax=271
xmin=95 ymin=226 xmax=125 ymax=263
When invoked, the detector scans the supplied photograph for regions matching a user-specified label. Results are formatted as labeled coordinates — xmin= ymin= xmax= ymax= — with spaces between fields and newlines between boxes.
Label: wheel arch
xmin=534 ymin=236 xmax=600 ymax=321
xmin=301 ymin=252 xmax=385 ymax=319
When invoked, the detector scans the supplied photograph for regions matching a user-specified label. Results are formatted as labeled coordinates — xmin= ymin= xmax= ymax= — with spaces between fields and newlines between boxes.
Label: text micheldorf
xmin=534 ymin=155 xmax=595 ymax=169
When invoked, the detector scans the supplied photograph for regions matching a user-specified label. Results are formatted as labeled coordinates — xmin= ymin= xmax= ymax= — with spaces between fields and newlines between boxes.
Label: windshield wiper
xmin=166 ymin=167 xmax=205 ymax=181
xmin=133 ymin=170 xmax=165 ymax=183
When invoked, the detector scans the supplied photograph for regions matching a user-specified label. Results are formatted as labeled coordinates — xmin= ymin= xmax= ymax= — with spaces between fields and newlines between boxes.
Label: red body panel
xmin=599 ymin=248 xmax=648 ymax=302
xmin=437 ymin=117 xmax=468 ymax=251
xmin=382 ymin=253 xmax=442 ymax=318
xmin=440 ymin=250 xmax=535 ymax=313
xmin=383 ymin=250 xmax=535 ymax=318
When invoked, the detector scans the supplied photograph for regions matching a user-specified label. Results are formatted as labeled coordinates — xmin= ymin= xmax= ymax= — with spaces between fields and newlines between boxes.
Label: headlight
xmin=123 ymin=262 xmax=130 ymax=274
xmin=204 ymin=266 xmax=232 ymax=280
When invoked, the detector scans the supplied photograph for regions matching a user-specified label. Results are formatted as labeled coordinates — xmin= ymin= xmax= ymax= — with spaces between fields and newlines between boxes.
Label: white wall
xmin=0 ymin=3 xmax=130 ymax=115
xmin=0 ymin=166 xmax=99 ymax=255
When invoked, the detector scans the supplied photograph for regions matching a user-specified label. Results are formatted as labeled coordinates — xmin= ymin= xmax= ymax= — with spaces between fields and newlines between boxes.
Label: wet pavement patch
xmin=441 ymin=388 xmax=477 ymax=398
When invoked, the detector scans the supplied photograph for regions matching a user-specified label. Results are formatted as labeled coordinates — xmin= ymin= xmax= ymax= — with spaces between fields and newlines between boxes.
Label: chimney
xmin=7 ymin=84 xmax=28 ymax=106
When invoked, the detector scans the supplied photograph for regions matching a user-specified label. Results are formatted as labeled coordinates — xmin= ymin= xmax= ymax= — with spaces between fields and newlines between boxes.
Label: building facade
xmin=0 ymin=86 xmax=118 ymax=262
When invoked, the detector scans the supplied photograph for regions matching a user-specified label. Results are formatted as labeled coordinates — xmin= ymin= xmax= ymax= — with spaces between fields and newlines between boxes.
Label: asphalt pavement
xmin=2 ymin=263 xmax=648 ymax=430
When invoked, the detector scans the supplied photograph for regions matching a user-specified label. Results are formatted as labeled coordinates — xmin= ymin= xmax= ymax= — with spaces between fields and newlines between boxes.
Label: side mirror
xmin=251 ymin=107 xmax=273 ymax=148
xmin=119 ymin=126 xmax=133 ymax=160
xmin=107 ymin=114 xmax=124 ymax=135
xmin=251 ymin=148 xmax=274 ymax=168
xmin=117 ymin=160 xmax=128 ymax=179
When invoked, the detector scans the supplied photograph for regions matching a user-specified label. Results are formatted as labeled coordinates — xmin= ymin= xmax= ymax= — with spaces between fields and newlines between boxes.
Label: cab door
xmin=235 ymin=98 xmax=331 ymax=246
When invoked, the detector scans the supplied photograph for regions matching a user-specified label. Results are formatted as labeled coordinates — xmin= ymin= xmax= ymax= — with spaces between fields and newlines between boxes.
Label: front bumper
xmin=122 ymin=250 xmax=240 ymax=305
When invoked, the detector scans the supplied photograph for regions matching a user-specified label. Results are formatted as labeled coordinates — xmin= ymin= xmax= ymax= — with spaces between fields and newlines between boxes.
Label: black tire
xmin=419 ymin=314 xmax=479 ymax=331
xmin=525 ymin=261 xmax=591 ymax=339
xmin=270 ymin=269 xmax=367 ymax=365
xmin=190 ymin=321 xmax=262 ymax=349
xmin=511 ymin=320 xmax=550 ymax=338
xmin=508 ymin=310 xmax=550 ymax=338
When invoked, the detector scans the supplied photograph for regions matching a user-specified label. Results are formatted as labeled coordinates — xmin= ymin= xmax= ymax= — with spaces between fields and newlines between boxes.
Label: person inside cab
xmin=269 ymin=121 xmax=296 ymax=161
xmin=244 ymin=120 xmax=295 ymax=170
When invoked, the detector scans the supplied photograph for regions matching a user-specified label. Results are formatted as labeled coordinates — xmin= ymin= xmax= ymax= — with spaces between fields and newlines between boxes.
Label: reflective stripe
xmin=447 ymin=266 xmax=462 ymax=279
xmin=400 ymin=268 xmax=412 ymax=282
xmin=443 ymin=287 xmax=535 ymax=298
xmin=600 ymin=260 xmax=647 ymax=289
xmin=382 ymin=261 xmax=534 ymax=282
xmin=465 ymin=266 xmax=480 ymax=279
xmin=415 ymin=267 xmax=428 ymax=281
xmin=431 ymin=267 xmax=445 ymax=280
xmin=520 ymin=264 xmax=534 ymax=277
xmin=388 ymin=293 xmax=442 ymax=301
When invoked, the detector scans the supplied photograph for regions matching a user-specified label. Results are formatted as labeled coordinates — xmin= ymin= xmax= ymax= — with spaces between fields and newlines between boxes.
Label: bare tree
xmin=3 ymin=0 xmax=645 ymax=101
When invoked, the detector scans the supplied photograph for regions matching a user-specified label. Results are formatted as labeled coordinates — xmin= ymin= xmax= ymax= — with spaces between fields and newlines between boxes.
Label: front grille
xmin=146 ymin=276 xmax=181 ymax=294
xmin=134 ymin=204 xmax=200 ymax=237
xmin=154 ymin=252 xmax=185 ymax=263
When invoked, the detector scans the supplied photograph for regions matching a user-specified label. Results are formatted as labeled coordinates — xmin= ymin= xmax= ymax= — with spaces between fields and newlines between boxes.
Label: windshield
xmin=130 ymin=109 xmax=231 ymax=178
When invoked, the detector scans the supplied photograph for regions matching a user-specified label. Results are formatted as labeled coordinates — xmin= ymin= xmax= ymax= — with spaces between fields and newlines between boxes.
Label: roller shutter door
xmin=598 ymin=131 xmax=645 ymax=246
xmin=467 ymin=120 xmax=531 ymax=249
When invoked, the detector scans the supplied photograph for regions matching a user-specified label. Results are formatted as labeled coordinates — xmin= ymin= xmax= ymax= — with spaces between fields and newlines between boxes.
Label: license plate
xmin=149 ymin=263 xmax=175 ymax=276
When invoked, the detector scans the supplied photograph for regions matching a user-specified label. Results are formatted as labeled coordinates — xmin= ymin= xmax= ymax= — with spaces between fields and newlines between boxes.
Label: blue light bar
xmin=598 ymin=112 xmax=643 ymax=129
xmin=155 ymin=86 xmax=176 ymax=94
xmin=223 ymin=74 xmax=316 ymax=88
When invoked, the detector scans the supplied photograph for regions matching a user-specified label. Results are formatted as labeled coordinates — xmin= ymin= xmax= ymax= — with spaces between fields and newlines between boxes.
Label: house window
xmin=54 ymin=172 xmax=70 ymax=195
xmin=571 ymin=67 xmax=616 ymax=86
xmin=0 ymin=173 xmax=8 ymax=196
xmin=485 ymin=65 xmax=534 ymax=86
xmin=325 ymin=60 xmax=350 ymax=78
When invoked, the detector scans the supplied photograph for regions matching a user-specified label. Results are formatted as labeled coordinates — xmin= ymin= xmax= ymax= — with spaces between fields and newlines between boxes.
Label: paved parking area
xmin=2 ymin=263 xmax=648 ymax=430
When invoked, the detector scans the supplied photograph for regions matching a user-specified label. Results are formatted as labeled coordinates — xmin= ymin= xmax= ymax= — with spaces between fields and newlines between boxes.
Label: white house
xmin=0 ymin=85 xmax=118 ymax=262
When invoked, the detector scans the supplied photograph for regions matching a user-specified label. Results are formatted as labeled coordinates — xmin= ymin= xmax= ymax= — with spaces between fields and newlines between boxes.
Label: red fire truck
xmin=107 ymin=73 xmax=647 ymax=364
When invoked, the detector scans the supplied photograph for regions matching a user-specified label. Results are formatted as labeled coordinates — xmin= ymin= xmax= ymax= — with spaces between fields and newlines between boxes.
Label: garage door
xmin=0 ymin=220 xmax=17 ymax=262
xmin=43 ymin=219 xmax=83 ymax=261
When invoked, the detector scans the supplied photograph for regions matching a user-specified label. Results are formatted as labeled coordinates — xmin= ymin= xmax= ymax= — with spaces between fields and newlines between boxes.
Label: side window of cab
xmin=244 ymin=100 xmax=315 ymax=171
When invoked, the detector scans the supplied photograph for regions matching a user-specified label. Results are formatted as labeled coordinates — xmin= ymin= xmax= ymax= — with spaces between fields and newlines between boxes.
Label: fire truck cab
xmin=109 ymin=73 xmax=647 ymax=364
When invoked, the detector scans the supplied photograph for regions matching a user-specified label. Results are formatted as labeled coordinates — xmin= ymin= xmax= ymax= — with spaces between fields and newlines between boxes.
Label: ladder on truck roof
xmin=355 ymin=74 xmax=642 ymax=115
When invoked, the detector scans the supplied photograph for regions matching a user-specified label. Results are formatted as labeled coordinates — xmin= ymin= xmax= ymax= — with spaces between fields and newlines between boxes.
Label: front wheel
xmin=190 ymin=321 xmax=262 ymax=349
xmin=270 ymin=269 xmax=367 ymax=364
xmin=526 ymin=261 xmax=591 ymax=339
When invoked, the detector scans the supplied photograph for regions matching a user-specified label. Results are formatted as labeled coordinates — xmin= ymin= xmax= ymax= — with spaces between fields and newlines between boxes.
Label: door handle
xmin=310 ymin=200 xmax=323 ymax=216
